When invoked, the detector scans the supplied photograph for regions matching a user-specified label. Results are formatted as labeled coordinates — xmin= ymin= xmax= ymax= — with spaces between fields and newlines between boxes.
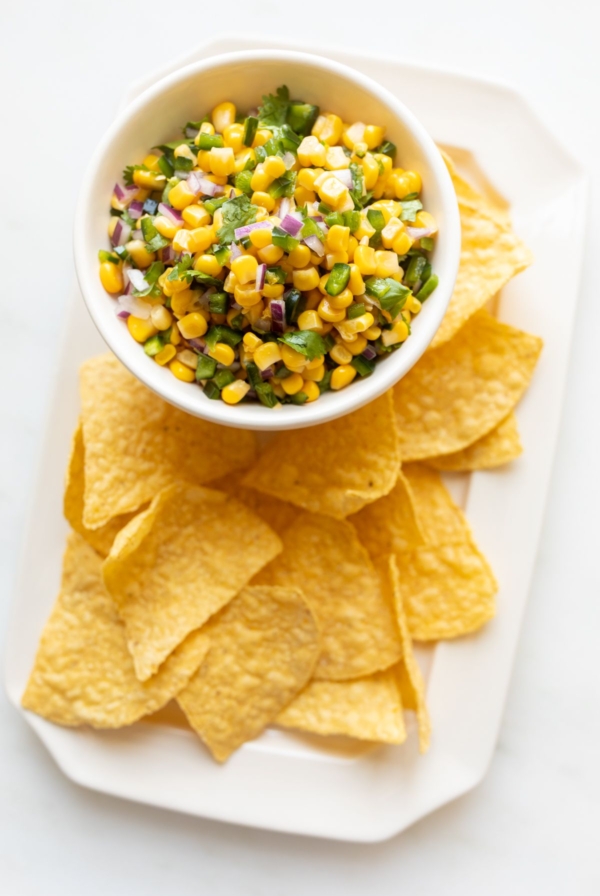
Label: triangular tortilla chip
xmin=426 ymin=412 xmax=522 ymax=471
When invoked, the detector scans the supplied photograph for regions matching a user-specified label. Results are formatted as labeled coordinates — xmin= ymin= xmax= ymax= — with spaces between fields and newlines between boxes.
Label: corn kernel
xmin=330 ymin=343 xmax=353 ymax=365
xmin=381 ymin=318 xmax=410 ymax=346
xmin=211 ymin=101 xmax=236 ymax=133
xmin=172 ymin=229 xmax=194 ymax=253
xmin=312 ymin=113 xmax=343 ymax=145
xmin=133 ymin=169 xmax=166 ymax=191
xmin=414 ymin=210 xmax=437 ymax=233
xmin=330 ymin=364 xmax=357 ymax=390
xmin=99 ymin=261 xmax=123 ymax=294
xmin=281 ymin=344 xmax=308 ymax=370
xmin=243 ymin=332 xmax=263 ymax=352
xmin=343 ymin=122 xmax=366 ymax=150
xmin=326 ymin=225 xmax=350 ymax=254
xmin=193 ymin=254 xmax=223 ymax=276
xmin=170 ymin=323 xmax=181 ymax=345
xmin=295 ymin=186 xmax=317 ymax=206
xmin=361 ymin=153 xmax=380 ymax=190
xmin=189 ymin=226 xmax=216 ymax=254
xmin=347 ymin=264 xmax=365 ymax=296
xmin=371 ymin=199 xmax=399 ymax=222
xmin=182 ymin=204 xmax=211 ymax=228
xmin=324 ymin=250 xmax=349 ymax=270
xmin=297 ymin=310 xmax=323 ymax=331
xmin=254 ymin=341 xmax=282 ymax=371
xmin=178 ymin=312 xmax=208 ymax=339
xmin=168 ymin=359 xmax=195 ymax=382
xmin=154 ymin=344 xmax=176 ymax=366
xmin=297 ymin=136 xmax=327 ymax=167
xmin=393 ymin=231 xmax=413 ymax=255
xmin=208 ymin=343 xmax=235 ymax=366
xmin=222 ymin=122 xmax=245 ymax=153
xmin=317 ymin=176 xmax=348 ymax=209
xmin=150 ymin=305 xmax=172 ymax=330
xmin=375 ymin=250 xmax=400 ymax=278
xmin=209 ymin=146 xmax=235 ymax=177
xmin=403 ymin=170 xmax=422 ymax=194
xmin=258 ymin=244 xmax=284 ymax=265
xmin=390 ymin=171 xmax=412 ymax=200
xmin=252 ymin=128 xmax=272 ymax=147
xmin=231 ymin=254 xmax=258 ymax=285
xmin=363 ymin=124 xmax=385 ymax=150
xmin=381 ymin=216 xmax=404 ymax=249
xmin=249 ymin=227 xmax=273 ymax=249
xmin=234 ymin=283 xmax=262 ymax=308
xmin=220 ymin=380 xmax=250 ymax=404
xmin=125 ymin=240 xmax=155 ymax=269
xmin=143 ymin=154 xmax=161 ymax=171
xmin=347 ymin=235 xmax=358 ymax=262
xmin=261 ymin=283 xmax=284 ymax=299
xmin=252 ymin=191 xmax=275 ymax=212
xmin=353 ymin=245 xmax=377 ymax=276
xmin=127 ymin=315 xmax=158 ymax=343
xmin=364 ymin=325 xmax=382 ymax=340
xmin=302 ymin=381 xmax=320 ymax=402
xmin=281 ymin=372 xmax=304 ymax=395
xmin=245 ymin=299 xmax=264 ymax=324
xmin=303 ymin=363 xmax=325 ymax=383
xmin=354 ymin=213 xmax=376 ymax=241
xmin=292 ymin=266 xmax=320 ymax=291
xmin=233 ymin=148 xmax=256 ymax=174
xmin=169 ymin=289 xmax=193 ymax=318
xmin=374 ymin=155 xmax=393 ymax=180
xmin=296 ymin=167 xmax=318 ymax=190
xmin=318 ymin=298 xmax=346 ymax=323
xmin=287 ymin=244 xmax=311 ymax=268
xmin=343 ymin=334 xmax=368 ymax=355
xmin=262 ymin=155 xmax=285 ymax=179
xmin=167 ymin=180 xmax=196 ymax=210
xmin=250 ymin=163 xmax=272 ymax=193
xmin=328 ymin=287 xmax=354 ymax=310
xmin=177 ymin=349 xmax=198 ymax=369
xmin=324 ymin=146 xmax=350 ymax=170
xmin=338 ymin=312 xmax=373 ymax=337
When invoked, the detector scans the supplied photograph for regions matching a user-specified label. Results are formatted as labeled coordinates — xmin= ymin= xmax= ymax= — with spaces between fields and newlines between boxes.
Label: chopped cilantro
xmin=123 ymin=164 xmax=148 ymax=186
xmin=167 ymin=255 xmax=222 ymax=288
xmin=258 ymin=85 xmax=291 ymax=127
xmin=400 ymin=199 xmax=423 ymax=222
xmin=278 ymin=330 xmax=327 ymax=361
xmin=217 ymin=194 xmax=257 ymax=245
xmin=268 ymin=170 xmax=297 ymax=199
xmin=365 ymin=277 xmax=409 ymax=320
xmin=131 ymin=260 xmax=165 ymax=297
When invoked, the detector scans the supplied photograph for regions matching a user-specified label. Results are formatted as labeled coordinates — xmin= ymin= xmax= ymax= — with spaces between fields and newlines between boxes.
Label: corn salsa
xmin=99 ymin=86 xmax=439 ymax=408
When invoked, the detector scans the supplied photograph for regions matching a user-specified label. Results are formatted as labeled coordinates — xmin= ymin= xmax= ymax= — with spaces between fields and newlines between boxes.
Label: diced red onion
xmin=303 ymin=234 xmax=325 ymax=257
xmin=160 ymin=245 xmax=180 ymax=265
xmin=331 ymin=169 xmax=353 ymax=189
xmin=234 ymin=219 xmax=274 ymax=240
xmin=246 ymin=389 xmax=257 ymax=400
xmin=128 ymin=201 xmax=144 ymax=219
xmin=158 ymin=202 xmax=183 ymax=224
xmin=113 ymin=183 xmax=138 ymax=205
xmin=127 ymin=269 xmax=149 ymax=292
xmin=260 ymin=366 xmax=275 ymax=379
xmin=115 ymin=293 xmax=152 ymax=319
xmin=131 ymin=229 xmax=143 ymax=240
xmin=188 ymin=338 xmax=206 ymax=352
xmin=187 ymin=171 xmax=223 ymax=197
xmin=229 ymin=243 xmax=243 ymax=261
xmin=282 ymin=152 xmax=296 ymax=170
xmin=229 ymin=187 xmax=236 ymax=199
xmin=310 ymin=214 xmax=324 ymax=223
xmin=117 ymin=310 xmax=130 ymax=320
xmin=280 ymin=214 xmax=302 ymax=237
xmin=270 ymin=299 xmax=286 ymax=334
xmin=256 ymin=263 xmax=266 ymax=290
xmin=111 ymin=218 xmax=131 ymax=248
xmin=362 ymin=345 xmax=377 ymax=361
xmin=406 ymin=226 xmax=434 ymax=240
xmin=254 ymin=317 xmax=272 ymax=333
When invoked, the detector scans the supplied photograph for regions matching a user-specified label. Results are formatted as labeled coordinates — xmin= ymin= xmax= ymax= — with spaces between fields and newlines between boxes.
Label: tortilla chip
xmin=241 ymin=391 xmax=400 ymax=519
xmin=394 ymin=310 xmax=543 ymax=461
xmin=397 ymin=465 xmax=497 ymax=640
xmin=382 ymin=556 xmax=431 ymax=753
xmin=440 ymin=148 xmax=512 ymax=228
xmin=426 ymin=412 xmax=522 ymax=471
xmin=349 ymin=468 xmax=425 ymax=558
xmin=103 ymin=484 xmax=282 ymax=681
xmin=177 ymin=585 xmax=320 ymax=762
xmin=276 ymin=670 xmax=406 ymax=745
xmin=254 ymin=511 xmax=402 ymax=681
xmin=64 ymin=422 xmax=138 ymax=556
xmin=79 ymin=354 xmax=257 ymax=529
xmin=209 ymin=469 xmax=297 ymax=535
xmin=22 ymin=532 xmax=209 ymax=728
xmin=431 ymin=160 xmax=533 ymax=347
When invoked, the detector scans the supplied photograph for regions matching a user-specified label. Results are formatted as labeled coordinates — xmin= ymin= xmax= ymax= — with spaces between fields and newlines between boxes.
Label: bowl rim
xmin=74 ymin=48 xmax=461 ymax=431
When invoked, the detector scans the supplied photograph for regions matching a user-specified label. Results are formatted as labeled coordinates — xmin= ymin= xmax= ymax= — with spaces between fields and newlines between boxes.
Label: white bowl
xmin=74 ymin=50 xmax=460 ymax=431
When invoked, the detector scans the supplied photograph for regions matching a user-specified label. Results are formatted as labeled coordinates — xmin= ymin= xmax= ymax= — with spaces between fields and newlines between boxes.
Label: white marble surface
xmin=2 ymin=2 xmax=599 ymax=892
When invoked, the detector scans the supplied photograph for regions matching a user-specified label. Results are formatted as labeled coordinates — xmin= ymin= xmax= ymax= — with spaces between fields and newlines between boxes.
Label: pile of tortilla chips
xmin=22 ymin=151 xmax=543 ymax=762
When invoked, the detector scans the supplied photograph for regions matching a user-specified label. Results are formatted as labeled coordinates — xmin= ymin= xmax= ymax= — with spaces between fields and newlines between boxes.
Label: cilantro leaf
xmin=167 ymin=255 xmax=222 ymax=288
xmin=258 ymin=85 xmax=291 ymax=127
xmin=132 ymin=261 xmax=165 ymax=297
xmin=400 ymin=199 xmax=423 ymax=222
xmin=365 ymin=277 xmax=409 ymax=320
xmin=278 ymin=330 xmax=327 ymax=361
xmin=123 ymin=164 xmax=148 ymax=186
xmin=216 ymin=194 xmax=257 ymax=246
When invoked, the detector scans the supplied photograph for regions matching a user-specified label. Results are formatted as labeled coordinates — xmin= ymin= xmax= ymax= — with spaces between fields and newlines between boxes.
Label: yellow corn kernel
xmin=364 ymin=325 xmax=382 ymax=340
xmin=303 ymin=363 xmax=325 ymax=383
xmin=297 ymin=310 xmax=323 ymax=331
xmin=159 ymin=268 xmax=188 ymax=296
xmin=252 ymin=128 xmax=272 ymax=147
xmin=243 ymin=332 xmax=263 ymax=352
xmin=222 ymin=122 xmax=245 ymax=153
xmin=371 ymin=199 xmax=400 ymax=221
xmin=257 ymin=244 xmax=284 ymax=265
xmin=302 ymin=381 xmax=320 ymax=402
xmin=330 ymin=364 xmax=357 ymax=390
xmin=142 ymin=154 xmax=161 ymax=171
xmin=343 ymin=122 xmax=366 ymax=150
xmin=297 ymin=167 xmax=319 ymax=190
xmin=381 ymin=216 xmax=404 ymax=249
xmin=154 ymin=344 xmax=176 ymax=366
xmin=347 ymin=264 xmax=365 ymax=296
xmin=363 ymin=125 xmax=385 ymax=150
xmin=133 ymin=168 xmax=166 ymax=191
xmin=312 ymin=113 xmax=343 ymax=145
xmin=249 ymin=227 xmax=273 ymax=249
xmin=344 ymin=334 xmax=369 ymax=356
xmin=407 ymin=296 xmax=422 ymax=315
xmin=414 ymin=210 xmax=437 ymax=233
xmin=245 ymin=299 xmax=265 ymax=325
xmin=361 ymin=153 xmax=380 ymax=190
xmin=209 ymin=146 xmax=235 ymax=177
xmin=168 ymin=359 xmax=195 ymax=382
xmin=328 ymin=287 xmax=353 ymax=310
xmin=211 ymin=101 xmax=236 ymax=133
xmin=99 ymin=261 xmax=123 ymax=294
xmin=354 ymin=213 xmax=376 ymax=241
xmin=252 ymin=191 xmax=275 ymax=212
xmin=234 ymin=148 xmax=256 ymax=174
xmin=375 ymin=250 xmax=400 ymax=278
xmin=330 ymin=343 xmax=353 ymax=365
xmin=224 ymin=271 xmax=238 ymax=293
xmin=182 ymin=204 xmax=211 ymax=228
xmin=231 ymin=254 xmax=258 ymax=285
xmin=170 ymin=323 xmax=181 ymax=345
xmin=250 ymin=164 xmax=272 ymax=193
xmin=297 ymin=136 xmax=326 ymax=168
xmin=347 ymin=236 xmax=358 ymax=262
xmin=294 ymin=186 xmax=317 ymax=205
xmin=176 ymin=349 xmax=199 ymax=370
xmin=392 ymin=231 xmax=413 ymax=255
xmin=107 ymin=218 xmax=119 ymax=240
xmin=173 ymin=144 xmax=196 ymax=165
xmin=168 ymin=180 xmax=197 ymax=210
xmin=389 ymin=171 xmax=413 ymax=200
xmin=172 ymin=229 xmax=195 ymax=253
xmin=178 ymin=312 xmax=208 ymax=339
xmin=262 ymin=283 xmax=285 ymax=299
xmin=324 ymin=250 xmax=349 ymax=271
xmin=193 ymin=254 xmax=223 ymax=276
xmin=324 ymin=146 xmax=350 ymax=170
xmin=127 ymin=315 xmax=157 ymax=343
xmin=263 ymin=155 xmax=286 ymax=179
xmin=305 ymin=354 xmax=324 ymax=370
xmin=280 ymin=344 xmax=308 ymax=371
xmin=221 ymin=380 xmax=250 ymax=404
xmin=353 ymin=245 xmax=377 ymax=276
xmin=318 ymin=298 xmax=346 ymax=323
xmin=281 ymin=372 xmax=304 ymax=395
xmin=304 ymin=288 xmax=322 ymax=311
xmin=151 ymin=215 xmax=177 ymax=240
xmin=234 ymin=283 xmax=262 ymax=308
xmin=254 ymin=341 xmax=282 ymax=371
xmin=317 ymin=176 xmax=348 ymax=209
xmin=208 ymin=343 xmax=235 ymax=366
xmin=340 ymin=312 xmax=373 ymax=336
xmin=402 ymin=170 xmax=422 ymax=194
xmin=287 ymin=244 xmax=311 ymax=268
xmin=189 ymin=226 xmax=216 ymax=254
xmin=125 ymin=240 xmax=155 ymax=269
xmin=150 ymin=305 xmax=172 ymax=331
xmin=292 ymin=266 xmax=320 ymax=291
xmin=196 ymin=150 xmax=212 ymax=172
xmin=381 ymin=318 xmax=410 ymax=346
xmin=326 ymin=225 xmax=350 ymax=254
xmin=374 ymin=154 xmax=393 ymax=179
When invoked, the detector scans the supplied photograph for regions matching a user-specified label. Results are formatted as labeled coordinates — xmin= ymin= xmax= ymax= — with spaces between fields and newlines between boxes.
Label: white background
xmin=2 ymin=1 xmax=599 ymax=893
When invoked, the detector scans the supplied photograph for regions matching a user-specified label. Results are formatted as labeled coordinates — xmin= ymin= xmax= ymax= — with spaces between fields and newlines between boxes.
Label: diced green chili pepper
xmin=351 ymin=355 xmax=376 ymax=377
xmin=98 ymin=249 xmax=120 ymax=264
xmin=213 ymin=369 xmax=236 ymax=390
xmin=266 ymin=266 xmax=287 ymax=285
xmin=287 ymin=103 xmax=319 ymax=136
xmin=205 ymin=325 xmax=243 ymax=349
xmin=300 ymin=217 xmax=323 ymax=241
xmin=325 ymin=212 xmax=344 ymax=228
xmin=143 ymin=334 xmax=164 ymax=357
xmin=420 ymin=237 xmax=434 ymax=251
xmin=203 ymin=195 xmax=229 ymax=216
xmin=195 ymin=354 xmax=218 ymax=381
xmin=245 ymin=361 xmax=262 ymax=389
xmin=416 ymin=273 xmax=439 ymax=301
xmin=285 ymin=288 xmax=306 ymax=324
xmin=242 ymin=116 xmax=258 ymax=147
xmin=229 ymin=312 xmax=244 ymax=329
xmin=404 ymin=254 xmax=427 ymax=287
xmin=367 ymin=208 xmax=385 ymax=248
xmin=289 ymin=391 xmax=308 ymax=405
xmin=318 ymin=202 xmax=333 ymax=215
xmin=420 ymin=262 xmax=432 ymax=284
xmin=209 ymin=292 xmax=228 ymax=314
xmin=318 ymin=369 xmax=333 ymax=393
xmin=272 ymin=227 xmax=299 ymax=253
xmin=140 ymin=216 xmax=157 ymax=242
xmin=254 ymin=145 xmax=267 ymax=164
xmin=255 ymin=382 xmax=279 ymax=408
xmin=213 ymin=245 xmax=231 ymax=266
xmin=347 ymin=302 xmax=366 ymax=320
xmin=342 ymin=210 xmax=360 ymax=233
xmin=325 ymin=263 xmax=351 ymax=297
xmin=275 ymin=366 xmax=293 ymax=379
xmin=234 ymin=169 xmax=253 ymax=195
xmin=375 ymin=140 xmax=397 ymax=160
xmin=203 ymin=381 xmax=221 ymax=400
xmin=157 ymin=155 xmax=174 ymax=178
xmin=196 ymin=133 xmax=224 ymax=150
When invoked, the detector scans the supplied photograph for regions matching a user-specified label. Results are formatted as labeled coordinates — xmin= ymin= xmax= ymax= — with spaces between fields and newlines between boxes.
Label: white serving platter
xmin=4 ymin=34 xmax=587 ymax=842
